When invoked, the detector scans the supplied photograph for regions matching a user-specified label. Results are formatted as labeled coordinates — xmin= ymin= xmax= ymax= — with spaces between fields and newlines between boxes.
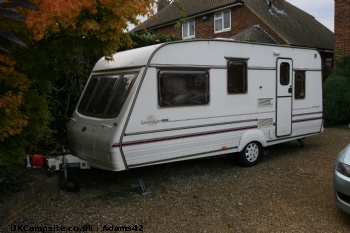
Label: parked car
xmin=334 ymin=144 xmax=350 ymax=214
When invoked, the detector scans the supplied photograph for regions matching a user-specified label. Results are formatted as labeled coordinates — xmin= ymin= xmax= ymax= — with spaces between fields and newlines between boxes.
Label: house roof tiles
xmin=230 ymin=25 xmax=279 ymax=44
xmin=245 ymin=1 xmax=333 ymax=50
xmin=133 ymin=0 xmax=333 ymax=51
xmin=133 ymin=0 xmax=242 ymax=30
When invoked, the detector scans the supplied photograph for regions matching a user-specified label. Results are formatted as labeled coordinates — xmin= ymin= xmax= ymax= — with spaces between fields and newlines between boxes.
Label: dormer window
xmin=182 ymin=20 xmax=195 ymax=39
xmin=214 ymin=10 xmax=231 ymax=33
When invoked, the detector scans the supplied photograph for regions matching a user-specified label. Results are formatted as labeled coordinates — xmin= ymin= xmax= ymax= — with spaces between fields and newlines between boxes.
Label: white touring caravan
xmin=67 ymin=40 xmax=323 ymax=173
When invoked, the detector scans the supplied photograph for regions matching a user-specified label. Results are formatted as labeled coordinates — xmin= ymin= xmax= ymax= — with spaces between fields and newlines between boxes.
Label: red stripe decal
xmin=113 ymin=125 xmax=257 ymax=148
xmin=292 ymin=117 xmax=322 ymax=123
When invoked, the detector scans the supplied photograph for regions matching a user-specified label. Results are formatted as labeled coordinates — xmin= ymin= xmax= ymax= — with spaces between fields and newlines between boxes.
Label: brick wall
xmin=230 ymin=6 xmax=285 ymax=44
xmin=334 ymin=1 xmax=350 ymax=59
xmin=154 ymin=24 xmax=181 ymax=37
xmin=152 ymin=5 xmax=286 ymax=44
xmin=0 ymin=175 xmax=60 ymax=228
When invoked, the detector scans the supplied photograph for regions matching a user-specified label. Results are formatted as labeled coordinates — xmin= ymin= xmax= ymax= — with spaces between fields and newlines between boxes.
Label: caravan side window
xmin=227 ymin=60 xmax=247 ymax=94
xmin=295 ymin=70 xmax=306 ymax=99
xmin=158 ymin=70 xmax=209 ymax=107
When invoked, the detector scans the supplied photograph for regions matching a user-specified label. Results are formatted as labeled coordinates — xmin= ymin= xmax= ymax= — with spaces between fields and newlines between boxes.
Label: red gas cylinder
xmin=29 ymin=154 xmax=46 ymax=167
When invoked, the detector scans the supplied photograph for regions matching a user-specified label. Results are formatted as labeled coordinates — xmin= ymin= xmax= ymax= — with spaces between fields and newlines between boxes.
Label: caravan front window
xmin=158 ymin=70 xmax=209 ymax=107
xmin=77 ymin=73 xmax=137 ymax=118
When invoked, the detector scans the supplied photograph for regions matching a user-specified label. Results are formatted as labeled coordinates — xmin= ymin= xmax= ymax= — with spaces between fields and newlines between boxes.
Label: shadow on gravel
xmin=260 ymin=138 xmax=321 ymax=163
xmin=336 ymin=210 xmax=350 ymax=229
xmin=65 ymin=155 xmax=238 ymax=196
xmin=61 ymin=137 xmax=324 ymax=197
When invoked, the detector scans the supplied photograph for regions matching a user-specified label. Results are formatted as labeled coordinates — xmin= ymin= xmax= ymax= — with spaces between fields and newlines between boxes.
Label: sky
xmin=129 ymin=0 xmax=335 ymax=32
xmin=287 ymin=0 xmax=334 ymax=32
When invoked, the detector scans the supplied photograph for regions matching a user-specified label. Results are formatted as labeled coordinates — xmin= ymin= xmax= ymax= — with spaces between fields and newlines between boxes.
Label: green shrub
xmin=333 ymin=56 xmax=350 ymax=77
xmin=323 ymin=56 xmax=350 ymax=126
xmin=125 ymin=32 xmax=181 ymax=50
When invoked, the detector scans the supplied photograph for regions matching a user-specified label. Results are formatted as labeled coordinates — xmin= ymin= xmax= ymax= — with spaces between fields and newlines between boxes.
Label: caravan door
xmin=276 ymin=59 xmax=293 ymax=137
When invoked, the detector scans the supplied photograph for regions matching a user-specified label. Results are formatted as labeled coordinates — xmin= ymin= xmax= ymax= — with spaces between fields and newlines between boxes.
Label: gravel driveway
xmin=2 ymin=127 xmax=350 ymax=232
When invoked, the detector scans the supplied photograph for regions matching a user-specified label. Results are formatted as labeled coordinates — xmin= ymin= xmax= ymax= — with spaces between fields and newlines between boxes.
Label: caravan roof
xmin=93 ymin=43 xmax=163 ymax=72
xmin=93 ymin=40 xmax=321 ymax=73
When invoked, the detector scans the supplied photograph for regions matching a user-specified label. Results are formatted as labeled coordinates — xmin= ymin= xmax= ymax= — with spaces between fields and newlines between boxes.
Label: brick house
xmin=334 ymin=0 xmax=350 ymax=60
xmin=133 ymin=0 xmax=334 ymax=79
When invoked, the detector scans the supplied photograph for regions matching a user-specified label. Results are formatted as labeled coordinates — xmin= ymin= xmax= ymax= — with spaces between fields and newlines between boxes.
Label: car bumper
xmin=334 ymin=170 xmax=350 ymax=214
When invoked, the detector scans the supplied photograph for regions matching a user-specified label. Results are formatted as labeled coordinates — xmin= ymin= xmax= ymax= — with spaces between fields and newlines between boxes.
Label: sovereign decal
xmin=141 ymin=115 xmax=162 ymax=126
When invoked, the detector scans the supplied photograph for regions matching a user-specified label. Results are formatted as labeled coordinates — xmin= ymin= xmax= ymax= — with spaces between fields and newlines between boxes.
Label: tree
xmin=127 ymin=31 xmax=180 ymax=49
xmin=25 ymin=0 xmax=156 ymax=56
xmin=0 ymin=1 xmax=41 ymax=168
xmin=0 ymin=0 xmax=157 ymax=167
xmin=0 ymin=0 xmax=38 ymax=54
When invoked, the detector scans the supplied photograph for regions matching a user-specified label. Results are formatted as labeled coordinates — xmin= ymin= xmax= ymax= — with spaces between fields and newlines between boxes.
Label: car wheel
xmin=238 ymin=142 xmax=261 ymax=167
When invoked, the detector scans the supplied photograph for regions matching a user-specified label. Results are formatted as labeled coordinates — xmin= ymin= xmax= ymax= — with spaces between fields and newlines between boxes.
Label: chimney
xmin=157 ymin=0 xmax=170 ymax=12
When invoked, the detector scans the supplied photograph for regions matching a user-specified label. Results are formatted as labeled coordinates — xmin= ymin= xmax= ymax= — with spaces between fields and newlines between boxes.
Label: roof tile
xmin=134 ymin=0 xmax=333 ymax=50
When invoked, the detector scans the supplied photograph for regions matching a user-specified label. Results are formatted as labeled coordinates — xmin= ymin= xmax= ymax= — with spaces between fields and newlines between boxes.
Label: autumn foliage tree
xmin=0 ymin=0 xmax=40 ymax=167
xmin=0 ymin=0 xmax=156 ymax=167
xmin=26 ymin=0 xmax=155 ymax=56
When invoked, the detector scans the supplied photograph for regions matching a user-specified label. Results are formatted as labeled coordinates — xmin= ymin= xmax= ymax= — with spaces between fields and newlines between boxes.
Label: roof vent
xmin=267 ymin=0 xmax=285 ymax=15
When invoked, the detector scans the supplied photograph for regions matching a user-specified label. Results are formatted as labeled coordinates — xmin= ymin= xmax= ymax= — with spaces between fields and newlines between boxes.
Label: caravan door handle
xmin=288 ymin=87 xmax=292 ymax=93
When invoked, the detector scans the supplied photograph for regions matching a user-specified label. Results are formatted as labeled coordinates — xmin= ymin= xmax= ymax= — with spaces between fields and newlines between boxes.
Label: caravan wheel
xmin=239 ymin=142 xmax=261 ymax=167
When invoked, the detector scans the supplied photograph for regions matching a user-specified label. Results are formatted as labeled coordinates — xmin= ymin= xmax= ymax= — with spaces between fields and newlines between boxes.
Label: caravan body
xmin=67 ymin=40 xmax=323 ymax=171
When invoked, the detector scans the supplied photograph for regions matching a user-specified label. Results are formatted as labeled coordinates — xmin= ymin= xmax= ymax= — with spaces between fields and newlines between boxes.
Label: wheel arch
xmin=238 ymin=129 xmax=267 ymax=152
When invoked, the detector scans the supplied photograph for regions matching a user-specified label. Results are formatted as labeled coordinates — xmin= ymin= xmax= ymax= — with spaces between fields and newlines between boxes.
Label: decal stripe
xmin=292 ymin=117 xmax=322 ymax=123
xmin=125 ymin=118 xmax=258 ymax=136
xmin=112 ymin=125 xmax=257 ymax=148
xmin=112 ymin=117 xmax=322 ymax=148
xmin=292 ymin=111 xmax=322 ymax=117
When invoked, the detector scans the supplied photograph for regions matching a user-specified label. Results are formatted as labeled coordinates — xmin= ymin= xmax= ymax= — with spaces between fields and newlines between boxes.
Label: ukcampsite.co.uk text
xmin=10 ymin=224 xmax=93 ymax=232
xmin=10 ymin=224 xmax=144 ymax=232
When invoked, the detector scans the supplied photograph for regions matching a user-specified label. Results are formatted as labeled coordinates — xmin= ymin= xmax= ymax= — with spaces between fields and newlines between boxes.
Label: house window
xmin=214 ymin=10 xmax=231 ymax=33
xmin=182 ymin=20 xmax=195 ymax=39
xmin=158 ymin=70 xmax=209 ymax=107
xmin=227 ymin=60 xmax=247 ymax=94
xmin=295 ymin=71 xmax=305 ymax=99
xmin=280 ymin=62 xmax=290 ymax=85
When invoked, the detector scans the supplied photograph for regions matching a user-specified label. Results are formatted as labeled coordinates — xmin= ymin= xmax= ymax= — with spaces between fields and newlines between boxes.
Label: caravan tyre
xmin=239 ymin=142 xmax=261 ymax=167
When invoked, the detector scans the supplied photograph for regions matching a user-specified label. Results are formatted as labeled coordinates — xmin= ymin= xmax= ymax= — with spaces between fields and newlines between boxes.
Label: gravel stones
xmin=1 ymin=128 xmax=350 ymax=232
